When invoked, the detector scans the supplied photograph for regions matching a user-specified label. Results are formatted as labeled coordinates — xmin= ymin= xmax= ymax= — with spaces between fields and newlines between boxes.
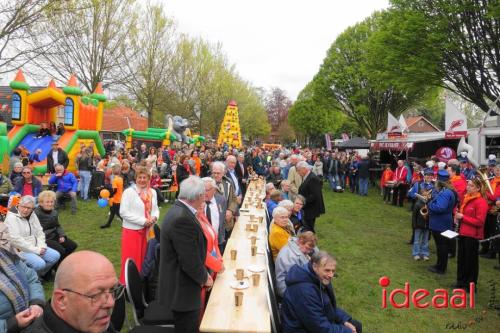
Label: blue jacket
xmin=0 ymin=256 xmax=45 ymax=332
xmin=13 ymin=177 xmax=42 ymax=197
xmin=428 ymin=188 xmax=456 ymax=232
xmin=48 ymin=171 xmax=78 ymax=193
xmin=281 ymin=263 xmax=352 ymax=333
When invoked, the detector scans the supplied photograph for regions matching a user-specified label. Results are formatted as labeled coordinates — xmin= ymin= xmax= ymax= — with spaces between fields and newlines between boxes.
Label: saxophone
xmin=419 ymin=189 xmax=433 ymax=219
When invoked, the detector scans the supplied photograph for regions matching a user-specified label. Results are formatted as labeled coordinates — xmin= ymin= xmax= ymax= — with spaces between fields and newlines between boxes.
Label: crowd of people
xmin=2 ymin=137 xmax=499 ymax=332
xmin=0 ymin=141 xmax=367 ymax=333
xmin=380 ymin=155 xmax=500 ymax=291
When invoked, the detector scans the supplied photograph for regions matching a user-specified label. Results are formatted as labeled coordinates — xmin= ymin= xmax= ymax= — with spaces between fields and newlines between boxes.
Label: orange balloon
xmin=100 ymin=189 xmax=110 ymax=199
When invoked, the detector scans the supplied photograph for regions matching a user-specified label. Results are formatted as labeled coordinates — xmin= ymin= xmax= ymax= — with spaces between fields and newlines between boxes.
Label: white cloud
xmin=163 ymin=0 xmax=390 ymax=100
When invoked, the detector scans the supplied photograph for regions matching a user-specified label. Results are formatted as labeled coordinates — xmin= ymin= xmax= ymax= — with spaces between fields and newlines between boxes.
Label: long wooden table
xmin=200 ymin=179 xmax=271 ymax=333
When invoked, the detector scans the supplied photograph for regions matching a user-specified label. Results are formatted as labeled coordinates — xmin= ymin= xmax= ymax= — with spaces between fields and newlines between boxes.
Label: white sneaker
xmin=413 ymin=256 xmax=420 ymax=261
xmin=164 ymin=199 xmax=169 ymax=203
xmin=423 ymin=256 xmax=430 ymax=261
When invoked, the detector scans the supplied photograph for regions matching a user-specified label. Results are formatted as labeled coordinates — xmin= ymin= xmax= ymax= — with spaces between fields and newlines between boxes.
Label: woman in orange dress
xmin=196 ymin=203 xmax=224 ymax=317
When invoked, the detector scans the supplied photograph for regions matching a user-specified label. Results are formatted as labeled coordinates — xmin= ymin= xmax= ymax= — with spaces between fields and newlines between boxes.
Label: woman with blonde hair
xmin=119 ymin=166 xmax=159 ymax=284
xmin=34 ymin=191 xmax=77 ymax=259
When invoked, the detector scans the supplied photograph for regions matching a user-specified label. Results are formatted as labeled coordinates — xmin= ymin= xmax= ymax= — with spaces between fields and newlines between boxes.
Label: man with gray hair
xmin=202 ymin=177 xmax=227 ymax=250
xmin=297 ymin=161 xmax=325 ymax=232
xmin=281 ymin=251 xmax=362 ymax=333
xmin=158 ymin=176 xmax=212 ymax=333
xmin=287 ymin=155 xmax=303 ymax=201
xmin=48 ymin=164 xmax=78 ymax=215
xmin=235 ymin=153 xmax=249 ymax=195
xmin=211 ymin=161 xmax=238 ymax=235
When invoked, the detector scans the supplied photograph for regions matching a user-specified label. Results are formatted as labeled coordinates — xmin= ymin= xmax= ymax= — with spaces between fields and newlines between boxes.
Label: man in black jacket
xmin=158 ymin=176 xmax=212 ymax=333
xmin=24 ymin=251 xmax=121 ymax=333
xmin=46 ymin=142 xmax=69 ymax=174
xmin=298 ymin=161 xmax=325 ymax=232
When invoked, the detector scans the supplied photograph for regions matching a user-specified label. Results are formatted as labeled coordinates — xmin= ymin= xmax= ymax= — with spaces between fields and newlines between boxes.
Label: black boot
xmin=100 ymin=223 xmax=111 ymax=229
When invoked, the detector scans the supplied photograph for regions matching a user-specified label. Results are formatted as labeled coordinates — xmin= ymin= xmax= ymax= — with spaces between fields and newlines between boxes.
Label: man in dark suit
xmin=158 ymin=176 xmax=212 ymax=333
xmin=202 ymin=177 xmax=227 ymax=251
xmin=235 ymin=153 xmax=249 ymax=195
xmin=46 ymin=142 xmax=69 ymax=174
xmin=297 ymin=161 xmax=325 ymax=232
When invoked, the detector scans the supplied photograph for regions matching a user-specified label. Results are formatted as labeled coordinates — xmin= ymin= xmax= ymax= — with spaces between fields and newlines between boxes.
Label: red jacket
xmin=393 ymin=166 xmax=408 ymax=184
xmin=459 ymin=196 xmax=488 ymax=240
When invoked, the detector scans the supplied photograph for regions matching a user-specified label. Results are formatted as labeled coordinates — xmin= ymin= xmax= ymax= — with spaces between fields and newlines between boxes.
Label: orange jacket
xmin=380 ymin=169 xmax=394 ymax=188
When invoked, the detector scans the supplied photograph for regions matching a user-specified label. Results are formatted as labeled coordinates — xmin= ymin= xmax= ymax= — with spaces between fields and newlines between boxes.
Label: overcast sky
xmin=164 ymin=0 xmax=390 ymax=100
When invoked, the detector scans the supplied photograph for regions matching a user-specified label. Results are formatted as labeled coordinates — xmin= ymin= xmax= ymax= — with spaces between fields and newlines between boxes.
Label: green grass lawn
xmin=317 ymin=187 xmax=500 ymax=333
xmin=51 ymin=189 xmax=500 ymax=333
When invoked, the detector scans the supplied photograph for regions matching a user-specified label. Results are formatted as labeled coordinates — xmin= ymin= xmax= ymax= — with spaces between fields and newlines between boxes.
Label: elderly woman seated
xmin=0 ymin=222 xmax=45 ymax=331
xmin=4 ymin=195 xmax=60 ymax=278
xmin=34 ymin=191 xmax=77 ymax=260
xmin=269 ymin=206 xmax=296 ymax=260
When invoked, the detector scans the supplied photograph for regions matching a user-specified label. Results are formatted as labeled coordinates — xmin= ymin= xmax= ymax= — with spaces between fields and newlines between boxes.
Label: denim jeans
xmin=79 ymin=170 xmax=92 ymax=200
xmin=339 ymin=174 xmax=346 ymax=189
xmin=358 ymin=177 xmax=368 ymax=195
xmin=327 ymin=174 xmax=339 ymax=190
xmin=21 ymin=247 xmax=60 ymax=276
xmin=413 ymin=229 xmax=430 ymax=257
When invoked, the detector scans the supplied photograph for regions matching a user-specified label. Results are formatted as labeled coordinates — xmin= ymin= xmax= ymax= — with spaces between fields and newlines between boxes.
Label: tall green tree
xmin=371 ymin=0 xmax=500 ymax=112
xmin=289 ymin=81 xmax=343 ymax=140
xmin=121 ymin=3 xmax=175 ymax=126
xmin=312 ymin=12 xmax=428 ymax=138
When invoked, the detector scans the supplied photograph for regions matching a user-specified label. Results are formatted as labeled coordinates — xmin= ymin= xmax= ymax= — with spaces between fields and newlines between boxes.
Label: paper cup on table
xmin=252 ymin=224 xmax=259 ymax=232
xmin=250 ymin=236 xmax=257 ymax=246
xmin=230 ymin=249 xmax=237 ymax=260
xmin=252 ymin=273 xmax=260 ymax=286
xmin=245 ymin=223 xmax=252 ymax=231
xmin=259 ymin=216 xmax=264 ymax=223
xmin=251 ymin=245 xmax=257 ymax=256
xmin=235 ymin=291 xmax=243 ymax=306
xmin=236 ymin=269 xmax=245 ymax=280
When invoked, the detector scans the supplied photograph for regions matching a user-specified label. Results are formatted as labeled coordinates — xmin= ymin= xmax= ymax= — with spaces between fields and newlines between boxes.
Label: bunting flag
xmin=445 ymin=97 xmax=467 ymax=138
xmin=398 ymin=114 xmax=408 ymax=133
xmin=387 ymin=112 xmax=401 ymax=133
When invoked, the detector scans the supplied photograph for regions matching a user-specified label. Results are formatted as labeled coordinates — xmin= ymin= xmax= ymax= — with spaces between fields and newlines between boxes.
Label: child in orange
xmin=380 ymin=164 xmax=394 ymax=202
xmin=101 ymin=163 xmax=123 ymax=228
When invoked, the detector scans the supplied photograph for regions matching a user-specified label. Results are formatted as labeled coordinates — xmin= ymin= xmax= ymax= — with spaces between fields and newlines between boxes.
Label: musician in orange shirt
xmin=380 ymin=164 xmax=394 ymax=203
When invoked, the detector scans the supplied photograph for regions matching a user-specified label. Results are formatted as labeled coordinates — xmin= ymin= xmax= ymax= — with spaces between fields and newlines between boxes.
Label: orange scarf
xmin=491 ymin=177 xmax=500 ymax=193
xmin=450 ymin=175 xmax=462 ymax=183
xmin=459 ymin=192 xmax=481 ymax=213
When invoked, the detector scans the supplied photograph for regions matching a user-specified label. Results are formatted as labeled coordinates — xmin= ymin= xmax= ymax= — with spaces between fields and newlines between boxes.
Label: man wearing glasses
xmin=13 ymin=167 xmax=42 ymax=197
xmin=24 ymin=250 xmax=123 ymax=333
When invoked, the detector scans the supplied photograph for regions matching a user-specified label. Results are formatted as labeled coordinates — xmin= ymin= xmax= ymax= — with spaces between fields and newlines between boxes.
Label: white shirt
xmin=52 ymin=150 xmax=59 ymax=165
xmin=206 ymin=196 xmax=220 ymax=234
xmin=178 ymin=199 xmax=198 ymax=216
xmin=228 ymin=169 xmax=240 ymax=195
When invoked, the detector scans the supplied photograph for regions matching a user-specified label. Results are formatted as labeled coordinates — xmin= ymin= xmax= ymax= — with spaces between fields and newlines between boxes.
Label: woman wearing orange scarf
xmin=118 ymin=166 xmax=159 ymax=284
xmin=452 ymin=178 xmax=488 ymax=291
xmin=196 ymin=203 xmax=224 ymax=318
